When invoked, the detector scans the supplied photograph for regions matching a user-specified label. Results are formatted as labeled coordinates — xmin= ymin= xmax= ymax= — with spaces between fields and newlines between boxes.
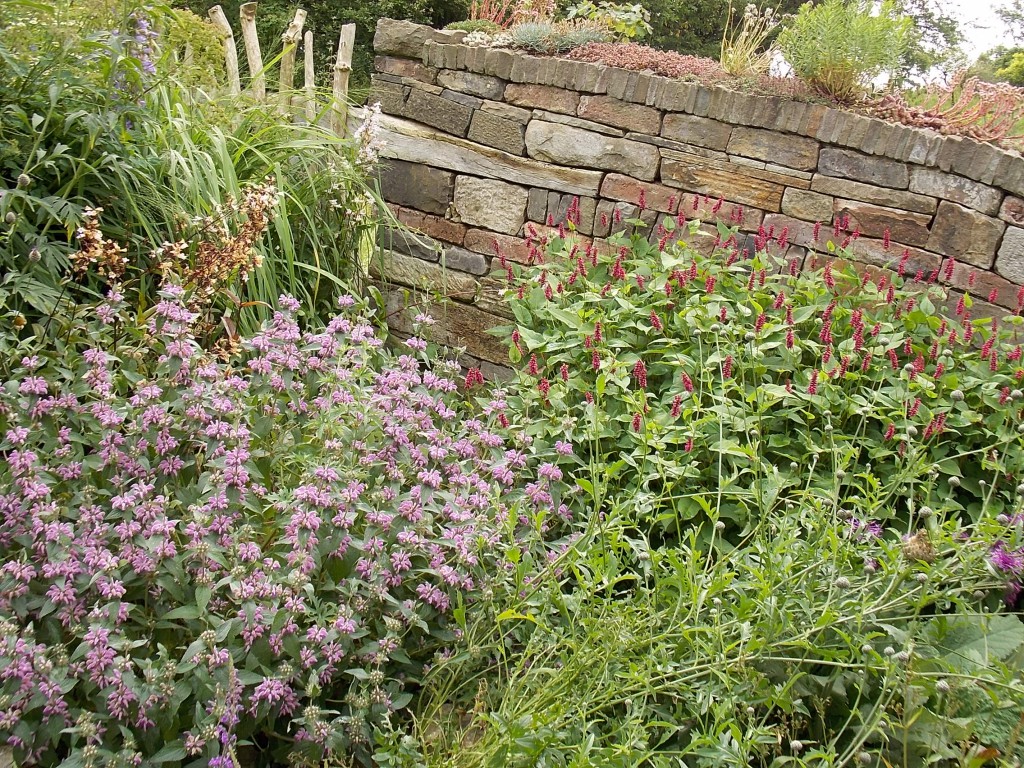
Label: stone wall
xmin=369 ymin=18 xmax=1024 ymax=371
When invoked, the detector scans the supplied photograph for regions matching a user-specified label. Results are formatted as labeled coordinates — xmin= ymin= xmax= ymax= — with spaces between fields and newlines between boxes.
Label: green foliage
xmin=998 ymin=51 xmax=1024 ymax=87
xmin=409 ymin=504 xmax=1024 ymax=766
xmin=444 ymin=18 xmax=503 ymax=32
xmin=164 ymin=7 xmax=226 ymax=88
xmin=383 ymin=208 xmax=1024 ymax=768
xmin=492 ymin=212 xmax=1024 ymax=540
xmin=1 ymin=0 xmax=383 ymax=333
xmin=778 ymin=0 xmax=913 ymax=101
xmin=563 ymin=0 xmax=652 ymax=41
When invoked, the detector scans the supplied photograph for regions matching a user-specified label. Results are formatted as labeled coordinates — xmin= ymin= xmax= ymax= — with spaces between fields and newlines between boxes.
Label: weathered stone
xmin=908 ymin=169 xmax=1003 ymax=216
xmin=834 ymin=200 xmax=932 ymax=247
xmin=369 ymin=76 xmax=408 ymax=116
xmin=809 ymin=175 xmax=937 ymax=214
xmin=379 ymin=159 xmax=454 ymax=215
xmin=453 ymin=176 xmax=528 ymax=235
xmin=483 ymin=48 xmax=515 ymax=80
xmin=661 ymin=152 xmax=785 ymax=211
xmin=601 ymin=174 xmax=679 ymax=213
xmin=403 ymin=88 xmax=474 ymax=136
xmin=373 ymin=18 xmax=437 ymax=59
xmin=926 ymin=201 xmax=1005 ymax=268
xmin=680 ymin=193 xmax=764 ymax=231
xmin=577 ymin=95 xmax=661 ymax=135
xmin=391 ymin=205 xmax=466 ymax=244
xmin=1000 ymin=196 xmax=1024 ymax=226
xmin=781 ymin=189 xmax=833 ymax=222
xmin=378 ymin=112 xmax=604 ymax=196
xmin=527 ymin=189 xmax=548 ymax=223
xmin=944 ymin=257 xmax=1021 ymax=309
xmin=850 ymin=237 xmax=940 ymax=277
xmin=480 ymin=99 xmax=531 ymax=123
xmin=467 ymin=110 xmax=526 ymax=155
xmin=442 ymin=245 xmax=490 ymax=275
xmin=727 ymin=127 xmax=820 ymax=172
xmin=533 ymin=110 xmax=624 ymax=137
xmin=370 ymin=249 xmax=479 ymax=299
xmin=377 ymin=226 xmax=441 ymax=262
xmin=505 ymin=83 xmax=579 ymax=114
xmin=383 ymin=287 xmax=509 ymax=365
xmin=465 ymin=229 xmax=531 ymax=264
xmin=441 ymin=88 xmax=483 ymax=109
xmin=995 ymin=226 xmax=1024 ymax=284
xmin=661 ymin=113 xmax=733 ymax=151
xmin=818 ymin=148 xmax=909 ymax=189
xmin=437 ymin=69 xmax=505 ymax=100
xmin=375 ymin=56 xmax=437 ymax=83
xmin=525 ymin=121 xmax=660 ymax=181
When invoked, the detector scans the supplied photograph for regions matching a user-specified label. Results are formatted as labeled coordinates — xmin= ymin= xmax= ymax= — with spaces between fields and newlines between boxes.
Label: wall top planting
xmin=368 ymin=18 xmax=1024 ymax=368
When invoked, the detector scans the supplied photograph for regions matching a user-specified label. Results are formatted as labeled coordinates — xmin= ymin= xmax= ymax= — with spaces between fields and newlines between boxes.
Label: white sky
xmin=951 ymin=0 xmax=1016 ymax=58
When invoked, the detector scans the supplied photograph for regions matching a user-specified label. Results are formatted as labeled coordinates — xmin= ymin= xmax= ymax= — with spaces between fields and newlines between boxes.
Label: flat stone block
xmin=809 ymin=175 xmax=936 ymax=214
xmin=437 ymin=69 xmax=504 ymax=100
xmin=727 ymin=126 xmax=819 ymax=172
xmin=601 ymin=174 xmax=680 ymax=213
xmin=661 ymin=113 xmax=733 ymax=151
xmin=781 ymin=188 xmax=833 ymax=222
xmin=379 ymin=159 xmax=454 ymax=215
xmin=454 ymin=175 xmax=529 ymax=235
xmin=404 ymin=88 xmax=474 ymax=136
xmin=577 ymin=95 xmax=661 ymax=135
xmin=525 ymin=120 xmax=660 ymax=181
xmin=834 ymin=199 xmax=932 ymax=247
xmin=467 ymin=110 xmax=526 ymax=155
xmin=818 ymin=147 xmax=909 ymax=189
xmin=908 ymin=168 xmax=1003 ymax=216
xmin=442 ymin=245 xmax=490 ymax=275
xmin=927 ymin=200 xmax=1005 ymax=268
xmin=996 ymin=226 xmax=1024 ymax=284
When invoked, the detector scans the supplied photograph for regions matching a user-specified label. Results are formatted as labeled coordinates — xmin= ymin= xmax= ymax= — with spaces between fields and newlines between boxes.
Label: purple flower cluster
xmin=0 ymin=288 xmax=572 ymax=765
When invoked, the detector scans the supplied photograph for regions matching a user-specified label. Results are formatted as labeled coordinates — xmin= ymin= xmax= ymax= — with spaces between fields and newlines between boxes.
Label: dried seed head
xmin=902 ymin=530 xmax=936 ymax=563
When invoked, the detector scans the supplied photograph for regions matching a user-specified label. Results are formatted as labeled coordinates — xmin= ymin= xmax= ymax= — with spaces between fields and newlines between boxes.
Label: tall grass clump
xmin=0 ymin=0 xmax=383 ymax=333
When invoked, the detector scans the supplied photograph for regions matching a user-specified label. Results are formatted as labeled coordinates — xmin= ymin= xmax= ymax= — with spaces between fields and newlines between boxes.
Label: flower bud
xmin=28 ymin=246 xmax=40 ymax=262
xmin=16 ymin=173 xmax=30 ymax=188
xmin=949 ymin=476 xmax=960 ymax=488
xmin=4 ymin=212 xmax=16 ymax=225
xmin=936 ymin=679 xmax=950 ymax=693
xmin=950 ymin=389 xmax=965 ymax=402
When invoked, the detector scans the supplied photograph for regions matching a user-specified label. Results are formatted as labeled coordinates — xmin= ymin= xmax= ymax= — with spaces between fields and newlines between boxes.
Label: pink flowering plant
xmin=0 ymin=286 xmax=570 ymax=766
xmin=494 ymin=204 xmax=1024 ymax=544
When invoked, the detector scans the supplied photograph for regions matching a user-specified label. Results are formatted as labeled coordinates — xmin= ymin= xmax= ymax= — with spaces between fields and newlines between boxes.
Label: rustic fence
xmin=205 ymin=3 xmax=356 ymax=135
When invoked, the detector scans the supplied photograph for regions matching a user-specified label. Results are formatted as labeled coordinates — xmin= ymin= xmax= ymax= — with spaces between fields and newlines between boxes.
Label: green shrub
xmin=507 ymin=19 xmax=611 ymax=53
xmin=444 ymin=18 xmax=502 ymax=32
xmin=563 ymin=0 xmax=651 ymax=41
xmin=777 ymin=0 xmax=913 ymax=102
xmin=492 ymin=207 xmax=1024 ymax=541
xmin=1 ymin=0 xmax=382 ymax=332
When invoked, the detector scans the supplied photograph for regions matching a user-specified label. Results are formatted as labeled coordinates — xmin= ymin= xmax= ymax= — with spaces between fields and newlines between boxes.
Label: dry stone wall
xmin=369 ymin=18 xmax=1024 ymax=371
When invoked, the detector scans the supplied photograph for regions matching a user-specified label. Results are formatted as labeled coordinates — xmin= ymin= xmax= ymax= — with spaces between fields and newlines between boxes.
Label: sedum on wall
xmin=368 ymin=18 xmax=1024 ymax=372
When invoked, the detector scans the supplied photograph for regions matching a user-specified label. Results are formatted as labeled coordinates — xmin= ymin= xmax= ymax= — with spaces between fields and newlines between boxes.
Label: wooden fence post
xmin=304 ymin=30 xmax=316 ymax=123
xmin=208 ymin=5 xmax=241 ymax=96
xmin=332 ymin=24 xmax=356 ymax=137
xmin=279 ymin=9 xmax=307 ymax=108
xmin=239 ymin=2 xmax=265 ymax=101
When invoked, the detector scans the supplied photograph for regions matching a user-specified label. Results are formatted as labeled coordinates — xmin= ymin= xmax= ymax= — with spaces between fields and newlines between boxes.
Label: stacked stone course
xmin=369 ymin=18 xmax=1024 ymax=371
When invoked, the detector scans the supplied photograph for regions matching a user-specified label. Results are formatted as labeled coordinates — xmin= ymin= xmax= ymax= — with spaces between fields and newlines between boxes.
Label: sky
xmin=951 ymin=0 xmax=1016 ymax=59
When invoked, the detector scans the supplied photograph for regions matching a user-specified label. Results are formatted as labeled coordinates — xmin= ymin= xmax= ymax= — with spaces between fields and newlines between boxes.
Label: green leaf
xmin=150 ymin=742 xmax=187 ymax=763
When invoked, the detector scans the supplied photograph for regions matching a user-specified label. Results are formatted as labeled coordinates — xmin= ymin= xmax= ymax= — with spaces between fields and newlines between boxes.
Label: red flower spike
xmin=990 ymin=289 xmax=999 ymax=303
xmin=722 ymin=355 xmax=733 ymax=379
xmin=632 ymin=412 xmax=642 ymax=432
xmin=527 ymin=354 xmax=539 ymax=376
xmin=584 ymin=391 xmax=594 ymax=403
xmin=682 ymin=372 xmax=694 ymax=392
xmin=592 ymin=349 xmax=600 ymax=371
xmin=650 ymin=311 xmax=663 ymax=331
xmin=560 ymin=363 xmax=569 ymax=382
xmin=632 ymin=359 xmax=648 ymax=389
xmin=671 ymin=394 xmax=682 ymax=418
xmin=883 ymin=228 xmax=891 ymax=250
xmin=884 ymin=423 xmax=895 ymax=440
xmin=808 ymin=369 xmax=819 ymax=395
xmin=594 ymin=323 xmax=603 ymax=343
